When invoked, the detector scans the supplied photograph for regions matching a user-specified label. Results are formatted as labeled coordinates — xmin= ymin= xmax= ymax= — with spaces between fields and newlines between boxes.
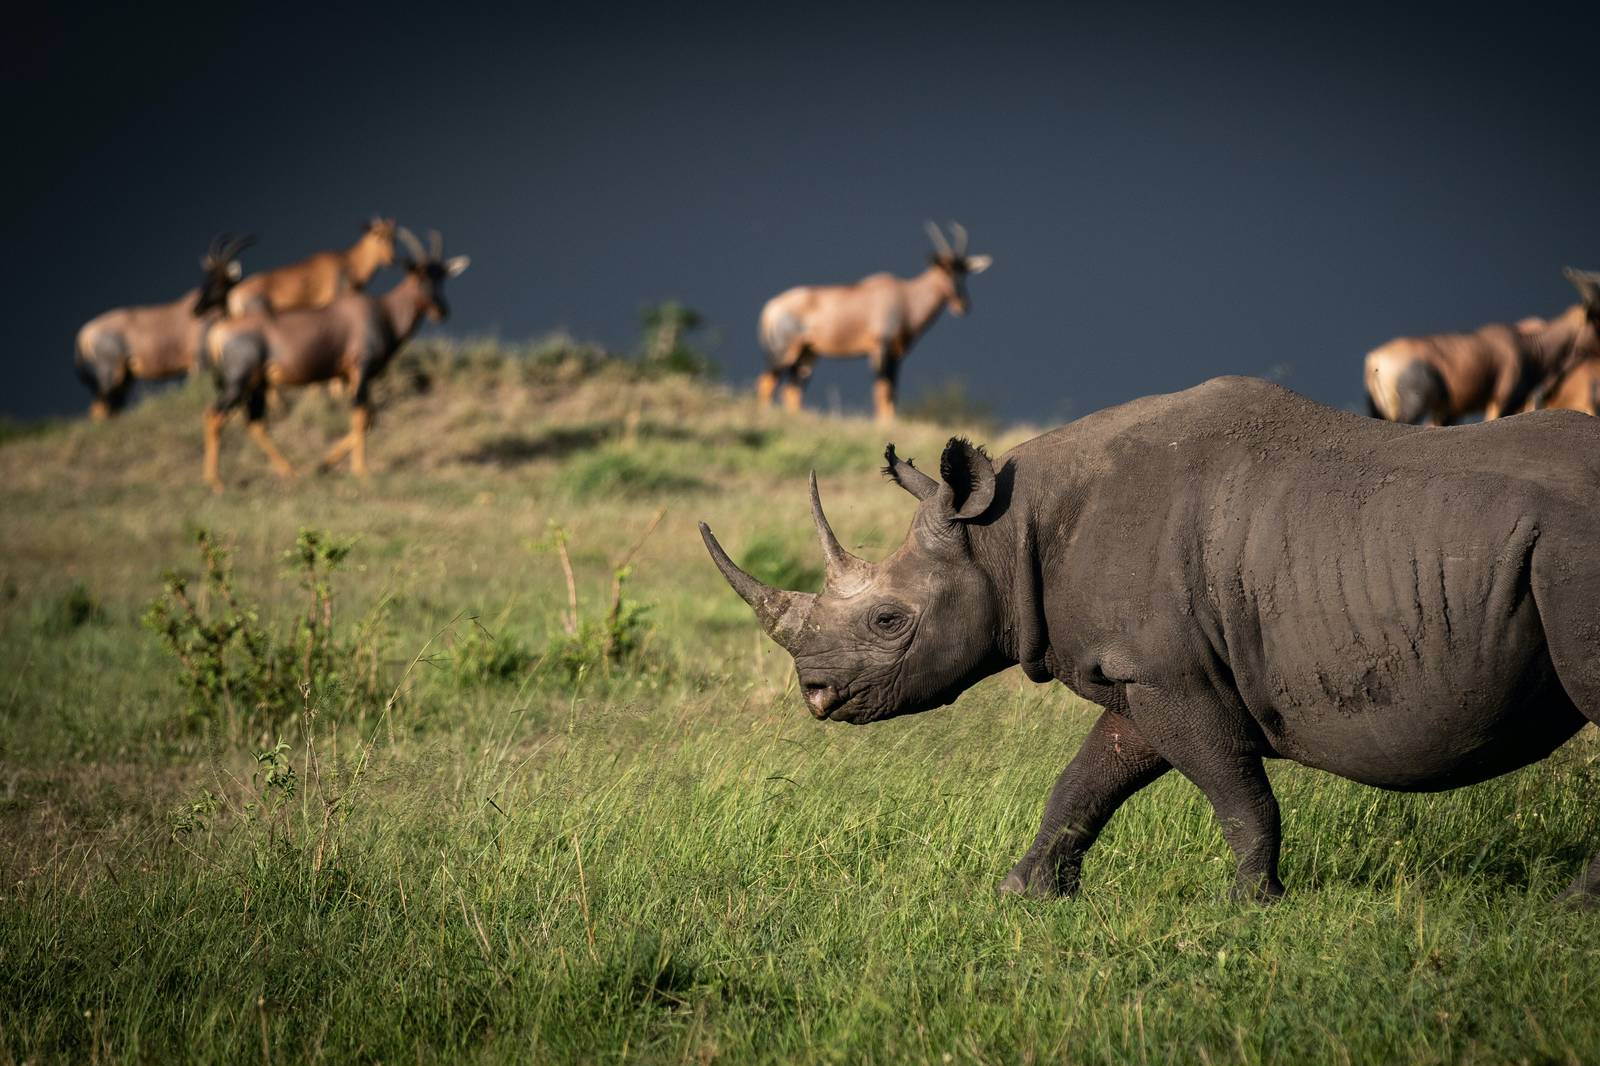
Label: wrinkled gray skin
xmin=701 ymin=377 xmax=1600 ymax=904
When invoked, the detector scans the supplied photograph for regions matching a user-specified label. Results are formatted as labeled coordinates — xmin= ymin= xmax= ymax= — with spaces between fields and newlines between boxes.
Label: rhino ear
xmin=883 ymin=443 xmax=940 ymax=500
xmin=936 ymin=437 xmax=996 ymax=522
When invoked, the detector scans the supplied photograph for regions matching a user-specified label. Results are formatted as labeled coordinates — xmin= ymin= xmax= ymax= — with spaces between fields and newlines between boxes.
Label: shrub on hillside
xmin=36 ymin=581 xmax=107 ymax=634
xmin=142 ymin=529 xmax=385 ymax=734
xmin=556 ymin=446 xmax=708 ymax=500
xmin=734 ymin=533 xmax=823 ymax=593
xmin=900 ymin=377 xmax=999 ymax=434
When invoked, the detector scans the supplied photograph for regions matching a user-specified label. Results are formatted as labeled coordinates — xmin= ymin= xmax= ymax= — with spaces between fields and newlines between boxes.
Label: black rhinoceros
xmin=700 ymin=377 xmax=1600 ymax=903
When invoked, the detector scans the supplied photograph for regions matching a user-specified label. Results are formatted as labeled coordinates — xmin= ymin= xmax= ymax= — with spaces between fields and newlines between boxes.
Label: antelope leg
xmin=349 ymin=407 xmax=372 ymax=478
xmin=203 ymin=408 xmax=229 ymax=493
xmin=246 ymin=421 xmax=296 ymax=479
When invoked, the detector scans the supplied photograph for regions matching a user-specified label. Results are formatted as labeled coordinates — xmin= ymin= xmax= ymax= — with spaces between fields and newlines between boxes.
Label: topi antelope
xmin=200 ymin=227 xmax=468 ymax=492
xmin=1534 ymin=357 xmax=1600 ymax=416
xmin=1364 ymin=268 xmax=1600 ymax=425
xmin=756 ymin=222 xmax=992 ymax=423
xmin=1528 ymin=269 xmax=1600 ymax=416
xmin=226 ymin=217 xmax=397 ymax=316
xmin=73 ymin=234 xmax=256 ymax=419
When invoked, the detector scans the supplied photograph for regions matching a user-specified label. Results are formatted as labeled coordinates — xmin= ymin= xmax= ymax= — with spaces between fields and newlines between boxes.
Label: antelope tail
xmin=759 ymin=308 xmax=803 ymax=368
xmin=73 ymin=340 xmax=100 ymax=394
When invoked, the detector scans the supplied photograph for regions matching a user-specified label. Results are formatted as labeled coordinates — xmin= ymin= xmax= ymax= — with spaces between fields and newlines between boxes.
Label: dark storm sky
xmin=6 ymin=3 xmax=1597 ymax=422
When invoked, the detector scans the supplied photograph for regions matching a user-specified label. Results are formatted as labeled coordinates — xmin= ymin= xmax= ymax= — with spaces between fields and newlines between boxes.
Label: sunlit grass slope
xmin=2 ymin=342 xmax=1597 ymax=1065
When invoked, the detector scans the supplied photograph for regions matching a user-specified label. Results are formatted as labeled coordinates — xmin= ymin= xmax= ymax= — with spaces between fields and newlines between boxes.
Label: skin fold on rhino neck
xmin=933 ymin=460 xmax=1063 ymax=686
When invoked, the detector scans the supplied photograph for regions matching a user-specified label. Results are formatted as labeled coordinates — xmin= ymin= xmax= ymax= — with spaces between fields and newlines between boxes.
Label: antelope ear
xmin=226 ymin=261 xmax=243 ymax=280
xmin=445 ymin=255 xmax=471 ymax=278
xmin=936 ymin=437 xmax=996 ymax=521
xmin=964 ymin=254 xmax=992 ymax=275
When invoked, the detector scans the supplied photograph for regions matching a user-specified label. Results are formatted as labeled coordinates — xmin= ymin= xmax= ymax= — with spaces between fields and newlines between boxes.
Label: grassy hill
xmin=3 ymin=343 xmax=1598 ymax=1065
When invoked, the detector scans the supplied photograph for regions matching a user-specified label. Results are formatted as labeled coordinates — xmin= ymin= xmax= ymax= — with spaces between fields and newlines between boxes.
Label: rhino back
xmin=1013 ymin=378 xmax=1600 ymax=790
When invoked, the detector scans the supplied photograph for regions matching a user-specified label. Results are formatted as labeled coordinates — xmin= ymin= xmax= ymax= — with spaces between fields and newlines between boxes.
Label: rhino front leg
xmin=1125 ymin=683 xmax=1286 ymax=903
xmin=1001 ymin=710 xmax=1170 ymax=898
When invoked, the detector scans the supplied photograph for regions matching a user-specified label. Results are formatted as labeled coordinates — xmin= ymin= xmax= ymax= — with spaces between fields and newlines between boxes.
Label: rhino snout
xmin=802 ymin=681 xmax=846 ymax=720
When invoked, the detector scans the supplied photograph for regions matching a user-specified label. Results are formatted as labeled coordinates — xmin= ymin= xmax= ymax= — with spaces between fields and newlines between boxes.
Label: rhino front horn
xmin=700 ymin=522 xmax=814 ymax=648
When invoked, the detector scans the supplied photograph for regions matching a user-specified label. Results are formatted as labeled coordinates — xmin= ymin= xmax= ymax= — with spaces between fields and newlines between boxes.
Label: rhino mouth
xmin=815 ymin=681 xmax=966 ymax=725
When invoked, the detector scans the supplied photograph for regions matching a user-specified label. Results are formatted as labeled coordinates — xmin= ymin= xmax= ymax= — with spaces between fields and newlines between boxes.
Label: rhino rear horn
xmin=883 ymin=444 xmax=940 ymax=501
xmin=810 ymin=471 xmax=871 ymax=593
xmin=700 ymin=522 xmax=814 ymax=648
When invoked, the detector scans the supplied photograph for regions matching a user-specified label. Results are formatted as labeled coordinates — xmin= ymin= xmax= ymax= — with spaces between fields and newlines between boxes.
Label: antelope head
xmin=1565 ymin=267 xmax=1600 ymax=329
xmin=360 ymin=217 xmax=399 ymax=268
xmin=397 ymin=227 xmax=470 ymax=322
xmin=193 ymin=233 xmax=256 ymax=316
xmin=925 ymin=221 xmax=993 ymax=316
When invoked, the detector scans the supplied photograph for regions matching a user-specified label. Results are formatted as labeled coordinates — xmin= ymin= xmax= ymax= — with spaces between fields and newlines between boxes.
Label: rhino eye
xmin=870 ymin=606 xmax=910 ymax=638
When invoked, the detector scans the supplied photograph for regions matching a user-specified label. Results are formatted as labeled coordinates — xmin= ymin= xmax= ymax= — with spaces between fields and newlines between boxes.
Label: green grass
xmin=2 ymin=347 xmax=1598 ymax=1065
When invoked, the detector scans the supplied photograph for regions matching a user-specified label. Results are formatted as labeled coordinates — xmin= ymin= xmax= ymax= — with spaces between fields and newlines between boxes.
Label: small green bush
xmin=556 ymin=447 xmax=708 ymax=500
xmin=536 ymin=521 xmax=666 ymax=686
xmin=142 ymin=528 xmax=383 ymax=733
xmin=37 ymin=581 xmax=107 ymax=634
xmin=900 ymin=377 xmax=999 ymax=433
xmin=638 ymin=300 xmax=719 ymax=380
xmin=447 ymin=621 xmax=535 ymax=687
xmin=0 ymin=417 xmax=63 ymax=448
xmin=740 ymin=433 xmax=871 ymax=478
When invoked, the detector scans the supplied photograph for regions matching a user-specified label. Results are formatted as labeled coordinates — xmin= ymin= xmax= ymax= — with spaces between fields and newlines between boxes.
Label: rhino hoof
xmin=1555 ymin=889 xmax=1599 ymax=911
xmin=1229 ymin=878 xmax=1286 ymax=905
xmin=998 ymin=867 xmax=1072 ymax=899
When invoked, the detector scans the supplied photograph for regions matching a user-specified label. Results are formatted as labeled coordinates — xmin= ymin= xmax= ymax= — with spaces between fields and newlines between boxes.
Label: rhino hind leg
xmin=1001 ymin=710 xmax=1170 ymax=898
xmin=1530 ymin=537 xmax=1600 ymax=907
xmin=1559 ymin=857 xmax=1600 ymax=910
xmin=1125 ymin=683 xmax=1287 ymax=902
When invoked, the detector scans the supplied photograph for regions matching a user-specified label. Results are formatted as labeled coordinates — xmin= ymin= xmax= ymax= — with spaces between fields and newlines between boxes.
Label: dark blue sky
xmin=6 ymin=2 xmax=1596 ymax=422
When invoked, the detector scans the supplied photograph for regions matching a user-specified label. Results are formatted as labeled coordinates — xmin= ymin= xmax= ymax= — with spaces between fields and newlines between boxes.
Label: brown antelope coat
xmin=201 ymin=228 xmax=467 ymax=491
xmin=1537 ymin=358 xmax=1600 ymax=415
xmin=1364 ymin=271 xmax=1600 ymax=424
xmin=73 ymin=235 xmax=254 ymax=419
xmin=756 ymin=223 xmax=991 ymax=423
xmin=226 ymin=218 xmax=397 ymax=316
xmin=1527 ymin=270 xmax=1600 ymax=416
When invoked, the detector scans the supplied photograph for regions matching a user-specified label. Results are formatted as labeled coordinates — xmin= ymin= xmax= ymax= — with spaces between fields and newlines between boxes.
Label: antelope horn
xmin=809 ymin=471 xmax=870 ymax=591
xmin=925 ymin=220 xmax=953 ymax=259
xmin=221 ymin=233 xmax=256 ymax=261
xmin=428 ymin=229 xmax=444 ymax=261
xmin=700 ymin=522 xmax=814 ymax=648
xmin=396 ymin=226 xmax=428 ymax=262
xmin=948 ymin=221 xmax=968 ymax=257
xmin=1564 ymin=266 xmax=1600 ymax=309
